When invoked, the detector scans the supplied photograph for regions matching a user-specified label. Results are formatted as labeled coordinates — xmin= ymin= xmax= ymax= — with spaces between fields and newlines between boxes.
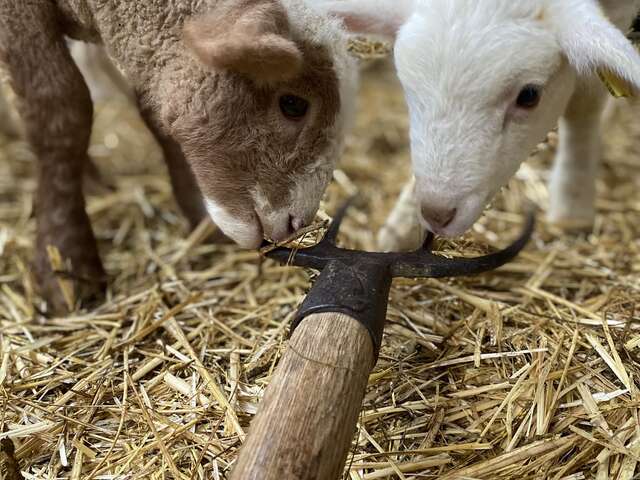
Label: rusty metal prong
xmin=391 ymin=212 xmax=535 ymax=278
xmin=422 ymin=231 xmax=435 ymax=252
xmin=323 ymin=196 xmax=357 ymax=245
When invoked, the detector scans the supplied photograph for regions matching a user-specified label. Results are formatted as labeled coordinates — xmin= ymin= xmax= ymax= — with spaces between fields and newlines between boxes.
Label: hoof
xmin=547 ymin=215 xmax=594 ymax=235
xmin=34 ymin=251 xmax=107 ymax=316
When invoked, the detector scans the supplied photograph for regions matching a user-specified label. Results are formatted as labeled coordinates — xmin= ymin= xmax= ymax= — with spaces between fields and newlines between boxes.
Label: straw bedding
xmin=0 ymin=49 xmax=639 ymax=479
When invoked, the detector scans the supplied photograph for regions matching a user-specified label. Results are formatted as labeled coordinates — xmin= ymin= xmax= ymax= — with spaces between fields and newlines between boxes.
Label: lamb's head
xmin=157 ymin=0 xmax=356 ymax=248
xmin=318 ymin=0 xmax=640 ymax=236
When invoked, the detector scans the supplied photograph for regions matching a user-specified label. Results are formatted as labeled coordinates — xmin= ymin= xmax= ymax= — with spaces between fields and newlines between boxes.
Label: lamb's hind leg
xmin=377 ymin=177 xmax=427 ymax=252
xmin=548 ymin=82 xmax=608 ymax=230
xmin=0 ymin=87 xmax=19 ymax=138
xmin=139 ymin=110 xmax=209 ymax=230
xmin=0 ymin=1 xmax=105 ymax=313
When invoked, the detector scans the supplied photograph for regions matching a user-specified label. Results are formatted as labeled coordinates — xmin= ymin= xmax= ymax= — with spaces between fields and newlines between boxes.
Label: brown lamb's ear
xmin=183 ymin=0 xmax=303 ymax=84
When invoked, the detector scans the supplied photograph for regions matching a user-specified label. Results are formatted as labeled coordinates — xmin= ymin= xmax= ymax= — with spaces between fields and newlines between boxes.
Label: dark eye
xmin=516 ymin=85 xmax=542 ymax=109
xmin=279 ymin=95 xmax=309 ymax=120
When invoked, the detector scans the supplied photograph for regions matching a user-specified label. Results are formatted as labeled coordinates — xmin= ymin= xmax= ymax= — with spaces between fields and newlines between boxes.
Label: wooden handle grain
xmin=231 ymin=312 xmax=375 ymax=480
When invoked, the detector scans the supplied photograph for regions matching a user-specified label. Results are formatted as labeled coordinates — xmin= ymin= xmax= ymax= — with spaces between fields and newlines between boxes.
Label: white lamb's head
xmin=317 ymin=0 xmax=640 ymax=235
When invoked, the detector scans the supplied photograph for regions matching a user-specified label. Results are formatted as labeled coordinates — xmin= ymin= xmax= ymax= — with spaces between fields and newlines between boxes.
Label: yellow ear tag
xmin=598 ymin=69 xmax=634 ymax=98
xmin=598 ymin=27 xmax=640 ymax=98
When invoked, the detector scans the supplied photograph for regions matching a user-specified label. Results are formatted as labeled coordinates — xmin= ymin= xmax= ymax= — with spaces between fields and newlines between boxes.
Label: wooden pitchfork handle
xmin=231 ymin=311 xmax=373 ymax=480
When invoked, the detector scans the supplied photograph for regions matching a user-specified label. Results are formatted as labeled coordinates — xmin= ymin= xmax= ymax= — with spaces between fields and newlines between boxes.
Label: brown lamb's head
xmin=159 ymin=0 xmax=357 ymax=247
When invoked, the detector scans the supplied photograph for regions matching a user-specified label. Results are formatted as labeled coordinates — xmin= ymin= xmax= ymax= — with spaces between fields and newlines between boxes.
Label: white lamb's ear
xmin=314 ymin=0 xmax=415 ymax=38
xmin=553 ymin=2 xmax=640 ymax=95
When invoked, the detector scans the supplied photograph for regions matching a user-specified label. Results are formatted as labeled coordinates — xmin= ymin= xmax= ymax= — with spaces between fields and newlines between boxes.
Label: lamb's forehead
xmin=281 ymin=0 xmax=356 ymax=84
xmin=281 ymin=0 xmax=347 ymax=56
xmin=417 ymin=0 xmax=548 ymax=24
xmin=412 ymin=0 xmax=554 ymax=51
xmin=398 ymin=0 xmax=560 ymax=98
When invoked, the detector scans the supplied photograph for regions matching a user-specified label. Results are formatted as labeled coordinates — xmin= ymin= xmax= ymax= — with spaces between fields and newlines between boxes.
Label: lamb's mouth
xmin=204 ymin=198 xmax=264 ymax=249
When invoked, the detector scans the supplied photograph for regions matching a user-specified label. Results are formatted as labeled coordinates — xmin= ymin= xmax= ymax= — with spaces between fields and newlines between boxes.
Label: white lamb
xmin=317 ymin=0 xmax=640 ymax=249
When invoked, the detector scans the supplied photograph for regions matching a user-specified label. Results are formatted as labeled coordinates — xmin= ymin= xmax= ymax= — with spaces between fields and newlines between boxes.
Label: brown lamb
xmin=0 ymin=0 xmax=356 ymax=314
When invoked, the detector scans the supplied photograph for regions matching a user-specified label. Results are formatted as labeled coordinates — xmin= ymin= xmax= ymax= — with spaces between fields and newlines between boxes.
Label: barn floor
xmin=1 ymin=58 xmax=640 ymax=479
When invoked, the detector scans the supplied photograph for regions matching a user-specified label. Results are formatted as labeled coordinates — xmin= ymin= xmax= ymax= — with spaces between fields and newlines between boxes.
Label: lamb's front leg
xmin=548 ymin=82 xmax=608 ymax=230
xmin=1 ymin=2 xmax=106 ymax=314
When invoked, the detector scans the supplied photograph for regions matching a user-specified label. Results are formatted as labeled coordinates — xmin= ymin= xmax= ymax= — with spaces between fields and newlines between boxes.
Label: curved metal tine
xmin=264 ymin=244 xmax=294 ymax=264
xmin=421 ymin=231 xmax=435 ymax=252
xmin=264 ymin=241 xmax=331 ymax=269
xmin=322 ymin=195 xmax=357 ymax=245
xmin=392 ymin=212 xmax=535 ymax=278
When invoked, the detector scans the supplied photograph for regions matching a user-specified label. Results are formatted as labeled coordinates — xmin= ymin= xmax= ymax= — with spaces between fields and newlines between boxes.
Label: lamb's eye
xmin=516 ymin=85 xmax=542 ymax=109
xmin=279 ymin=95 xmax=309 ymax=120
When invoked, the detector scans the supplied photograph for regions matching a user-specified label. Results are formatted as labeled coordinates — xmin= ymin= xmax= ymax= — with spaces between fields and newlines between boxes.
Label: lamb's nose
xmin=421 ymin=205 xmax=457 ymax=231
xmin=289 ymin=215 xmax=305 ymax=234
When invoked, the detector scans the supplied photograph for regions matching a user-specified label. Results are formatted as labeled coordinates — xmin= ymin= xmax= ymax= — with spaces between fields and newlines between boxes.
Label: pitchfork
xmin=231 ymin=200 xmax=534 ymax=480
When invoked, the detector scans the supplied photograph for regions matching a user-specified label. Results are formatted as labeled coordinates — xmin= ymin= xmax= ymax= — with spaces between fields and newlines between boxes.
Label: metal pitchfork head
xmin=265 ymin=199 xmax=535 ymax=359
